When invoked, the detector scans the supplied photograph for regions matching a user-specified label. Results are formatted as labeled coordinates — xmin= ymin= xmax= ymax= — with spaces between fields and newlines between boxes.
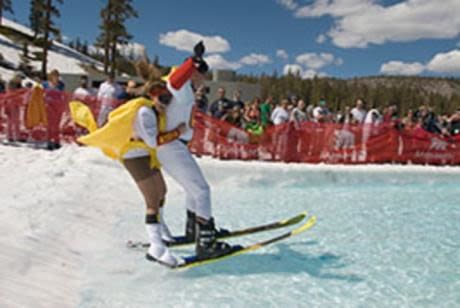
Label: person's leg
xmin=157 ymin=141 xmax=232 ymax=259
xmin=123 ymin=157 xmax=179 ymax=266
xmin=156 ymin=141 xmax=211 ymax=220
xmin=97 ymin=104 xmax=112 ymax=127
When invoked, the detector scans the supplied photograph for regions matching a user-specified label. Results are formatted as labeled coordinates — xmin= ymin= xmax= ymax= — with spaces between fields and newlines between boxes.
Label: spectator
xmin=290 ymin=99 xmax=308 ymax=124
xmin=42 ymin=69 xmax=66 ymax=150
xmin=448 ymin=108 xmax=460 ymax=136
xmin=97 ymin=74 xmax=123 ymax=126
xmin=350 ymin=98 xmax=367 ymax=124
xmin=243 ymin=97 xmax=261 ymax=130
xmin=383 ymin=104 xmax=398 ymax=123
xmin=0 ymin=75 xmax=5 ymax=93
xmin=271 ymin=98 xmax=290 ymax=125
xmin=259 ymin=95 xmax=274 ymax=127
xmin=362 ymin=107 xmax=383 ymax=145
xmin=194 ymin=84 xmax=209 ymax=113
xmin=306 ymin=104 xmax=315 ymax=121
xmin=232 ymin=89 xmax=245 ymax=109
xmin=117 ymin=80 xmax=138 ymax=102
xmin=222 ymin=105 xmax=243 ymax=128
xmin=313 ymin=99 xmax=331 ymax=123
xmin=4 ymin=74 xmax=24 ymax=142
xmin=73 ymin=75 xmax=96 ymax=100
xmin=0 ymin=75 xmax=5 ymax=133
xmin=209 ymin=87 xmax=232 ymax=118
xmin=422 ymin=107 xmax=446 ymax=135
xmin=364 ymin=108 xmax=383 ymax=125
xmin=402 ymin=109 xmax=417 ymax=130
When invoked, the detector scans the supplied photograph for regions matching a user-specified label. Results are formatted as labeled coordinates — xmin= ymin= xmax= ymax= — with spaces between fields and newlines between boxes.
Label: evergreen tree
xmin=39 ymin=0 xmax=64 ymax=79
xmin=29 ymin=0 xmax=43 ymax=39
xmin=0 ymin=0 xmax=14 ymax=25
xmin=96 ymin=0 xmax=138 ymax=76
xmin=75 ymin=37 xmax=81 ymax=52
xmin=82 ymin=41 xmax=88 ymax=55
xmin=19 ymin=42 xmax=33 ymax=75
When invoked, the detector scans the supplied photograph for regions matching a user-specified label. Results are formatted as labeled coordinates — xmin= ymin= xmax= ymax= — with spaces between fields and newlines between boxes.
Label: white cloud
xmin=283 ymin=64 xmax=324 ymax=79
xmin=295 ymin=52 xmax=336 ymax=69
xmin=292 ymin=0 xmax=460 ymax=48
xmin=316 ymin=34 xmax=327 ymax=44
xmin=426 ymin=49 xmax=460 ymax=73
xmin=159 ymin=29 xmax=230 ymax=53
xmin=205 ymin=52 xmax=272 ymax=70
xmin=239 ymin=53 xmax=271 ymax=66
xmin=380 ymin=61 xmax=425 ymax=75
xmin=283 ymin=64 xmax=303 ymax=75
xmin=118 ymin=42 xmax=147 ymax=60
xmin=295 ymin=0 xmax=372 ymax=18
xmin=276 ymin=49 xmax=289 ymax=60
xmin=204 ymin=54 xmax=241 ymax=70
xmin=277 ymin=0 xmax=298 ymax=11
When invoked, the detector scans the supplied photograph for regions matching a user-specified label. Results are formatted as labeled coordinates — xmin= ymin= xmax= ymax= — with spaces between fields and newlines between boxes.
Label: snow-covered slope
xmin=0 ymin=18 xmax=103 ymax=81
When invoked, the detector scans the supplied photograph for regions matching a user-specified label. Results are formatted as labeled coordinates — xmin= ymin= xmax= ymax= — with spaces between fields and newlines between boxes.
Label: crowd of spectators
xmin=199 ymin=86 xmax=460 ymax=138
xmin=1 ymin=73 xmax=460 ymax=151
xmin=0 ymin=70 xmax=141 ymax=150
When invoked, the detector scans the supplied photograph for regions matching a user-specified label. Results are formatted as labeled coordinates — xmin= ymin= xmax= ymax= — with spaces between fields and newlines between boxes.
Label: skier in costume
xmin=157 ymin=41 xmax=233 ymax=260
xmin=69 ymin=61 xmax=187 ymax=267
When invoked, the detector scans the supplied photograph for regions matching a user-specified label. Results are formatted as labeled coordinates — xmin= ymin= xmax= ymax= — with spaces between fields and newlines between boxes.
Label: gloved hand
xmin=192 ymin=41 xmax=209 ymax=74
xmin=194 ymin=41 xmax=205 ymax=58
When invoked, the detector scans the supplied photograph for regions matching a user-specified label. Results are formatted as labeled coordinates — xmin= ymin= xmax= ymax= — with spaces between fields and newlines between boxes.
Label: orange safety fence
xmin=1 ymin=88 xmax=460 ymax=165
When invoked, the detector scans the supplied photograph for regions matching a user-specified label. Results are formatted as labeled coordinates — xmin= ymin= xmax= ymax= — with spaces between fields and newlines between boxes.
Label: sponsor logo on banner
xmin=227 ymin=127 xmax=249 ymax=144
xmin=428 ymin=137 xmax=448 ymax=151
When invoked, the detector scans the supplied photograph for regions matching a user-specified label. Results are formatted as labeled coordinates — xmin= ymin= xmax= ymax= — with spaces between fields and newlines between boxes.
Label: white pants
xmin=97 ymin=103 xmax=114 ymax=127
xmin=156 ymin=140 xmax=211 ymax=220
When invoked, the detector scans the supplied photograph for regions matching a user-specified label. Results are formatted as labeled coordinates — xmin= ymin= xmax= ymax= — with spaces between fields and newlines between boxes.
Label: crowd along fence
xmin=1 ymin=88 xmax=460 ymax=165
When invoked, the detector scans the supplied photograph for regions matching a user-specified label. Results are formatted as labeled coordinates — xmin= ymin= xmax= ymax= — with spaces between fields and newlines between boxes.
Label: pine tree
xmin=38 ymin=0 xmax=64 ymax=79
xmin=0 ymin=0 xmax=14 ymax=25
xmin=75 ymin=37 xmax=81 ymax=52
xmin=97 ymin=0 xmax=138 ymax=76
xmin=29 ymin=0 xmax=43 ymax=39
xmin=82 ymin=41 xmax=88 ymax=55
xmin=19 ymin=43 xmax=33 ymax=74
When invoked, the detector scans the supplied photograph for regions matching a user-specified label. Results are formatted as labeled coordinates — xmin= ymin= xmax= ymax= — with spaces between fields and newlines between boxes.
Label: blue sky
xmin=6 ymin=0 xmax=460 ymax=78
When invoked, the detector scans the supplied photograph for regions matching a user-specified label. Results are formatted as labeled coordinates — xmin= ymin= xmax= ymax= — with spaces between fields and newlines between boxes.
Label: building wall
xmin=204 ymin=80 xmax=261 ymax=103
xmin=61 ymin=69 xmax=261 ymax=103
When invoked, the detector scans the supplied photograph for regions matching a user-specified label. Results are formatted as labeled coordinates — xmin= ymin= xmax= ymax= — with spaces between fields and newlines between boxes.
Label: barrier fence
xmin=1 ymin=88 xmax=460 ymax=165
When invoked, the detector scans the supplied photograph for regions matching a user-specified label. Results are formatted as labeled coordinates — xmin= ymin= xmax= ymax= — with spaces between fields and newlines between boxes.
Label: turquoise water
xmin=80 ymin=162 xmax=460 ymax=308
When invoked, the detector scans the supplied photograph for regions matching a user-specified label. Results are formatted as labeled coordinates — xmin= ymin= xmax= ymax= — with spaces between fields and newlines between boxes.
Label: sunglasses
xmin=158 ymin=92 xmax=173 ymax=106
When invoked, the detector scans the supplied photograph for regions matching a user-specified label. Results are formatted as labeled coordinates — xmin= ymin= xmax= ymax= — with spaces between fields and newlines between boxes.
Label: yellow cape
xmin=25 ymin=86 xmax=48 ymax=128
xmin=69 ymin=97 xmax=165 ymax=169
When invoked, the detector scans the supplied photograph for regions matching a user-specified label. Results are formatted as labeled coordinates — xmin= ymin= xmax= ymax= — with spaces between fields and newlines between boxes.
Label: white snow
xmin=0 ymin=144 xmax=459 ymax=307
xmin=0 ymin=17 xmax=104 ymax=80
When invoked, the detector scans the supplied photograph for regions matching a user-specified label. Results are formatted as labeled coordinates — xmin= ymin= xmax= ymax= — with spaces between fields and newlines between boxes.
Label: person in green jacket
xmin=260 ymin=95 xmax=274 ymax=128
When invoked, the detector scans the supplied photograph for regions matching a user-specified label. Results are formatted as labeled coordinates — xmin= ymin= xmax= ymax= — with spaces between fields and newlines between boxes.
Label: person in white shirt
xmin=313 ymin=99 xmax=331 ymax=123
xmin=350 ymin=98 xmax=367 ymax=124
xmin=155 ymin=41 xmax=233 ymax=260
xmin=290 ymin=99 xmax=308 ymax=124
xmin=96 ymin=74 xmax=123 ymax=126
xmin=271 ymin=99 xmax=290 ymax=125
xmin=73 ymin=75 xmax=96 ymax=100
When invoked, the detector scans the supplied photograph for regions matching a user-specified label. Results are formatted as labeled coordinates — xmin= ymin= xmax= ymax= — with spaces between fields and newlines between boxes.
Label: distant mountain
xmin=346 ymin=76 xmax=460 ymax=99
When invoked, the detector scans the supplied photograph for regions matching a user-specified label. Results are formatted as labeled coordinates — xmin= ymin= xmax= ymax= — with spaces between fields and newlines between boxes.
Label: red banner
xmin=1 ymin=88 xmax=460 ymax=165
xmin=189 ymin=112 xmax=460 ymax=165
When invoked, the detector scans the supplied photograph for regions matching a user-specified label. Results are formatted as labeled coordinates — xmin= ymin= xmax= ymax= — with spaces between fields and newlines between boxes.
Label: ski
xmin=127 ymin=211 xmax=307 ymax=249
xmin=168 ymin=215 xmax=317 ymax=269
